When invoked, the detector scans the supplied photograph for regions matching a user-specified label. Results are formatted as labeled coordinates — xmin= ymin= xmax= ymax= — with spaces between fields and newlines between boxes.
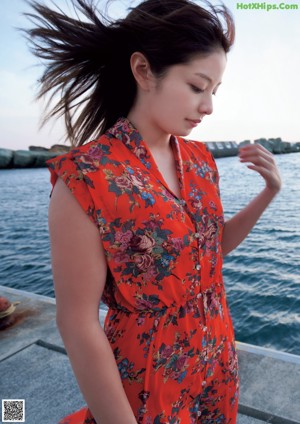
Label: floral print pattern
xmin=46 ymin=117 xmax=239 ymax=424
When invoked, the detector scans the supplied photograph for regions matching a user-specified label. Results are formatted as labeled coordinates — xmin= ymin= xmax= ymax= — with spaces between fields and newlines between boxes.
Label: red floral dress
xmin=46 ymin=117 xmax=239 ymax=424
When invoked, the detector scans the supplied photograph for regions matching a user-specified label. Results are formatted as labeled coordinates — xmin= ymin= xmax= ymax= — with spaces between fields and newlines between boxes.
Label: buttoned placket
xmin=169 ymin=138 xmax=208 ymax=337
xmin=171 ymin=139 xmax=205 ymax=288
xmin=109 ymin=119 xmax=210 ymax=368
xmin=181 ymin=211 xmax=211 ymax=384
xmin=178 ymin=200 xmax=210 ymax=350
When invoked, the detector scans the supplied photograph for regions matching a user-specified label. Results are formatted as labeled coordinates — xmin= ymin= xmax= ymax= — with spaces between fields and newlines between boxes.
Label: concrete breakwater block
xmin=206 ymin=141 xmax=239 ymax=158
xmin=13 ymin=150 xmax=36 ymax=167
xmin=0 ymin=148 xmax=14 ymax=168
xmin=0 ymin=149 xmax=58 ymax=169
xmin=31 ymin=151 xmax=58 ymax=167
xmin=1 ymin=139 xmax=299 ymax=169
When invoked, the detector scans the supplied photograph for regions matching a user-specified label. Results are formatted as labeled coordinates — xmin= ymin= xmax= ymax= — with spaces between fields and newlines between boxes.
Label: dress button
xmin=194 ymin=232 xmax=200 ymax=238
xmin=197 ymin=293 xmax=202 ymax=298
xmin=202 ymin=380 xmax=207 ymax=386
xmin=195 ymin=264 xmax=201 ymax=271
xmin=203 ymin=326 xmax=207 ymax=332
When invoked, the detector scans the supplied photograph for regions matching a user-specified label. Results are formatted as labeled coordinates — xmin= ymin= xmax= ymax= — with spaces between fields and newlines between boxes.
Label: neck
xmin=127 ymin=108 xmax=171 ymax=152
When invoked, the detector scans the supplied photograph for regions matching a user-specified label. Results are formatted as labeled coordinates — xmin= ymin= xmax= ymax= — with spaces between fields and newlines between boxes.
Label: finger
xmin=239 ymin=143 xmax=271 ymax=155
xmin=246 ymin=164 xmax=275 ymax=183
xmin=247 ymin=163 xmax=280 ymax=181
xmin=240 ymin=153 xmax=275 ymax=170
xmin=247 ymin=164 xmax=281 ymax=191
xmin=239 ymin=146 xmax=276 ymax=165
xmin=239 ymin=144 xmax=274 ymax=159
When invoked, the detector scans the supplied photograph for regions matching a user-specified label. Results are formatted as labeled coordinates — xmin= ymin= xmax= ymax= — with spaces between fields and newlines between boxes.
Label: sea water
xmin=0 ymin=153 xmax=299 ymax=354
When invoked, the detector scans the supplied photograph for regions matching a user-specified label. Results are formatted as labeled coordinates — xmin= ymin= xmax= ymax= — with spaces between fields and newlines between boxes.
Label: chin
xmin=163 ymin=123 xmax=192 ymax=138
xmin=175 ymin=128 xmax=192 ymax=137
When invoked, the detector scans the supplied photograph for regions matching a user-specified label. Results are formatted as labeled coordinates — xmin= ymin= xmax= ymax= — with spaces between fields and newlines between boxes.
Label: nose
xmin=198 ymin=93 xmax=213 ymax=116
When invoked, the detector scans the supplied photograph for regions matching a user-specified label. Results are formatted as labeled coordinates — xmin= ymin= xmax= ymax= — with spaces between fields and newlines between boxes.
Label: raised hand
xmin=239 ymin=143 xmax=282 ymax=193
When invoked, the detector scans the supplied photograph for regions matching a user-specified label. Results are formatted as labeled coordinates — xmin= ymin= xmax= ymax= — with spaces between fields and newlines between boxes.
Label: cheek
xmin=157 ymin=86 xmax=190 ymax=114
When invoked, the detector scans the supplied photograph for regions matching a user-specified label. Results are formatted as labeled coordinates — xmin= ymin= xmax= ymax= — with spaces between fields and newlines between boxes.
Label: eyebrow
xmin=194 ymin=72 xmax=222 ymax=86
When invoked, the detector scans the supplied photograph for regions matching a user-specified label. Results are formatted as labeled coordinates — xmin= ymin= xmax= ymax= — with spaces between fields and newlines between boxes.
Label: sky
xmin=0 ymin=0 xmax=299 ymax=150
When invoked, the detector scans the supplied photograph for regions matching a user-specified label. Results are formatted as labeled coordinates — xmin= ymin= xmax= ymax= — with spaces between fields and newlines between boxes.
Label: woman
xmin=25 ymin=0 xmax=281 ymax=423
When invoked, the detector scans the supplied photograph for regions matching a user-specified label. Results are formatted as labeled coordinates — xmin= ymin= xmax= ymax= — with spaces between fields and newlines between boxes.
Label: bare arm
xmin=222 ymin=144 xmax=281 ymax=256
xmin=49 ymin=178 xmax=137 ymax=424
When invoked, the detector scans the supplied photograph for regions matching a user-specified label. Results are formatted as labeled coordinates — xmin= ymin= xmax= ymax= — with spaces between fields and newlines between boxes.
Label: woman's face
xmin=147 ymin=50 xmax=227 ymax=137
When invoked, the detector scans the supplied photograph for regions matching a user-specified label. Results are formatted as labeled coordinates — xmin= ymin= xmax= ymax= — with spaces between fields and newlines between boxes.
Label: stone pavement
xmin=1 ymin=285 xmax=299 ymax=424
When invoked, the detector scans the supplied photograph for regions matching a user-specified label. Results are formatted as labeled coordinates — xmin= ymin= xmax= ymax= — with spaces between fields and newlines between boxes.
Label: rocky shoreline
xmin=1 ymin=138 xmax=299 ymax=169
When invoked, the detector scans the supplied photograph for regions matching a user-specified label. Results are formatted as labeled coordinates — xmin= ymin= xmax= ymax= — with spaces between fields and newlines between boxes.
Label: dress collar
xmin=107 ymin=117 xmax=153 ymax=170
xmin=106 ymin=117 xmax=185 ymax=200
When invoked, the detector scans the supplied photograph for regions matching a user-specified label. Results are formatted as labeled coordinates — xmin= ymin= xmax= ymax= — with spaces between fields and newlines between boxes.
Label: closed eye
xmin=189 ymin=84 xmax=204 ymax=94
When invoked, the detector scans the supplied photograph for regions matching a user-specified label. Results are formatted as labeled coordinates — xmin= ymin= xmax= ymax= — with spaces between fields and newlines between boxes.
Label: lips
xmin=186 ymin=119 xmax=202 ymax=127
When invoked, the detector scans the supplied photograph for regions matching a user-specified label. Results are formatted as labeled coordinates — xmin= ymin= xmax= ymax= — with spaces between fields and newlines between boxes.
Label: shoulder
xmin=46 ymin=133 xmax=115 ymax=175
xmin=176 ymin=136 xmax=220 ymax=186
xmin=46 ymin=135 xmax=115 ymax=230
xmin=48 ymin=134 xmax=112 ymax=165
xmin=45 ymin=134 xmax=116 ymax=201
xmin=176 ymin=136 xmax=210 ymax=153
xmin=176 ymin=136 xmax=216 ymax=166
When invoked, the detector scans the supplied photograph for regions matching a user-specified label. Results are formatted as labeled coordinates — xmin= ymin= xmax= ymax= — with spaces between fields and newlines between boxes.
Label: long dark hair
xmin=24 ymin=0 xmax=235 ymax=146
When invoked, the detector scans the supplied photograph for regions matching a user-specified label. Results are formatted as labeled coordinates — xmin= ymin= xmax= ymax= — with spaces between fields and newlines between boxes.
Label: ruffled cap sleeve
xmin=45 ymin=151 xmax=100 ymax=230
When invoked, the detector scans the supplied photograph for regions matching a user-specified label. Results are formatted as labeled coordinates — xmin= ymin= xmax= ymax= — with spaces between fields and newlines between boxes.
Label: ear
xmin=130 ymin=52 xmax=155 ymax=91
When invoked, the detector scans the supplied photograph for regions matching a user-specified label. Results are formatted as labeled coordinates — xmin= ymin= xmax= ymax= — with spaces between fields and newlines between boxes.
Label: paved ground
xmin=1 ymin=285 xmax=299 ymax=424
